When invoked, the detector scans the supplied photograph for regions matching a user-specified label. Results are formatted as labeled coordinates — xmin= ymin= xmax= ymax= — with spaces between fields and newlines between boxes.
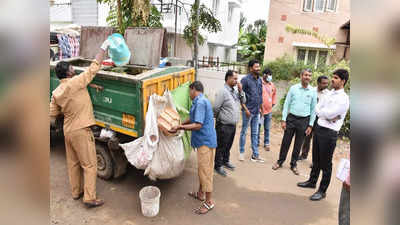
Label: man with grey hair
xmin=272 ymin=69 xmax=317 ymax=175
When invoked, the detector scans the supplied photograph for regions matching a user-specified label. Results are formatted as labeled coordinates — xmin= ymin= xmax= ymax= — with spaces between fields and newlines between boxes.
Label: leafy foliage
xmin=264 ymin=54 xmax=310 ymax=80
xmin=97 ymin=0 xmax=162 ymax=34
xmin=277 ymin=60 xmax=351 ymax=137
xmin=183 ymin=4 xmax=222 ymax=47
xmin=238 ymin=20 xmax=267 ymax=62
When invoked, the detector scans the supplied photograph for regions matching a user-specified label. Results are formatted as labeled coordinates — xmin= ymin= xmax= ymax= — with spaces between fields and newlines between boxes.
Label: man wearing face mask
xmin=272 ymin=69 xmax=317 ymax=175
xmin=258 ymin=68 xmax=277 ymax=152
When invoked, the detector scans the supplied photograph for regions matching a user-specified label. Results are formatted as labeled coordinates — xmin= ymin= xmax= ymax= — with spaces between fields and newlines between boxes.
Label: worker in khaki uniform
xmin=49 ymin=41 xmax=109 ymax=207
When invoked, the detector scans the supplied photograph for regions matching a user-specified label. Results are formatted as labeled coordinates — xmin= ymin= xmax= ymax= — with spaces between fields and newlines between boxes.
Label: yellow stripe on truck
xmin=95 ymin=121 xmax=138 ymax=137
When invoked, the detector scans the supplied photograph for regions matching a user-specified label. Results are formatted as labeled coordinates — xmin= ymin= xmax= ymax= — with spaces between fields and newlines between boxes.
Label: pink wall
xmin=264 ymin=0 xmax=350 ymax=64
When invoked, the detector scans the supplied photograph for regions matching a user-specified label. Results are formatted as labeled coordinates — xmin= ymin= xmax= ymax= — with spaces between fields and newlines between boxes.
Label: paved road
xmin=50 ymin=120 xmax=349 ymax=225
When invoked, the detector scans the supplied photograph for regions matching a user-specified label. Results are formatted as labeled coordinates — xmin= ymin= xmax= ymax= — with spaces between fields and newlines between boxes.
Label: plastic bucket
xmin=139 ymin=186 xmax=161 ymax=217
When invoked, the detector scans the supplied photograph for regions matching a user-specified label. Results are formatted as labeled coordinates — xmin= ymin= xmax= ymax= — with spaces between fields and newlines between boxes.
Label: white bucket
xmin=139 ymin=186 xmax=161 ymax=217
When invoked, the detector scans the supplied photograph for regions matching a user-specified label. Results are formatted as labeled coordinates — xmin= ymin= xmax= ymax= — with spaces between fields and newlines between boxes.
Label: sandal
xmin=291 ymin=167 xmax=300 ymax=175
xmin=188 ymin=191 xmax=205 ymax=202
xmin=272 ymin=163 xmax=282 ymax=170
xmin=194 ymin=202 xmax=214 ymax=215
xmin=73 ymin=192 xmax=84 ymax=200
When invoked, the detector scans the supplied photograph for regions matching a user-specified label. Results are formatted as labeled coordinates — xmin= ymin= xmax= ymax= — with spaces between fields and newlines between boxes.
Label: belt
xmin=289 ymin=113 xmax=310 ymax=119
xmin=216 ymin=121 xmax=236 ymax=127
xmin=317 ymin=124 xmax=338 ymax=134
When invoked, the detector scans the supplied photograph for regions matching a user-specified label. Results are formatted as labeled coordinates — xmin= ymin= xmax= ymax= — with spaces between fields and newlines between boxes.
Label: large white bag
xmin=144 ymin=91 xmax=186 ymax=180
xmin=119 ymin=95 xmax=159 ymax=170
xmin=120 ymin=91 xmax=186 ymax=180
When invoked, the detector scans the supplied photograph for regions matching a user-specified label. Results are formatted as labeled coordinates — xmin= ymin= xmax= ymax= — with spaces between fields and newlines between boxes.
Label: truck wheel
xmin=96 ymin=142 xmax=114 ymax=180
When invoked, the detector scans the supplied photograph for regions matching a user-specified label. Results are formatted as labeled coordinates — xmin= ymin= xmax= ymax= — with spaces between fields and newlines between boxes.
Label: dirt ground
xmin=50 ymin=119 xmax=350 ymax=225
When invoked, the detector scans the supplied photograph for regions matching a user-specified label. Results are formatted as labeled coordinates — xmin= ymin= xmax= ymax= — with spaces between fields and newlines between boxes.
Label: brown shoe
xmin=264 ymin=145 xmax=270 ymax=151
xmin=272 ymin=163 xmax=282 ymax=170
xmin=84 ymin=199 xmax=104 ymax=208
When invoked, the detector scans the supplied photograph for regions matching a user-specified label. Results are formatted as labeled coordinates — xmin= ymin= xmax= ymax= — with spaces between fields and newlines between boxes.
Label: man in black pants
xmin=297 ymin=69 xmax=350 ymax=201
xmin=213 ymin=70 xmax=246 ymax=176
xmin=272 ymin=69 xmax=317 ymax=175
xmin=299 ymin=75 xmax=330 ymax=161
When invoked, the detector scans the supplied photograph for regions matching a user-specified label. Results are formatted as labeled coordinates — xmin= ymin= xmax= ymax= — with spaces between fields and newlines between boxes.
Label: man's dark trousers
xmin=308 ymin=124 xmax=338 ymax=193
xmin=215 ymin=122 xmax=236 ymax=168
xmin=300 ymin=116 xmax=319 ymax=159
xmin=277 ymin=114 xmax=309 ymax=168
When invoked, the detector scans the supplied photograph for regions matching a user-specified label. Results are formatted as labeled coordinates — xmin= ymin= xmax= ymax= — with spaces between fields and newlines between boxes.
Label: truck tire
xmin=95 ymin=142 xmax=114 ymax=180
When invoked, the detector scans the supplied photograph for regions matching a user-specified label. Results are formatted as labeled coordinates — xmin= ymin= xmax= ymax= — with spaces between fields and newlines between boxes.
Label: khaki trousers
xmin=197 ymin=146 xmax=216 ymax=193
xmin=64 ymin=127 xmax=97 ymax=202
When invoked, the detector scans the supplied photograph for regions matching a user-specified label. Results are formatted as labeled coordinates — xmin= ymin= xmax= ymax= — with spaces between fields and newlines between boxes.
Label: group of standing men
xmin=208 ymin=59 xmax=349 ymax=202
xmin=50 ymin=39 xmax=349 ymax=214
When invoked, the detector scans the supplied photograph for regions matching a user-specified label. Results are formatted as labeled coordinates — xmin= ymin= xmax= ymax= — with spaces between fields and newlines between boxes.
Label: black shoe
xmin=297 ymin=181 xmax=316 ymax=189
xmin=223 ymin=162 xmax=235 ymax=171
xmin=310 ymin=191 xmax=326 ymax=201
xmin=215 ymin=167 xmax=227 ymax=177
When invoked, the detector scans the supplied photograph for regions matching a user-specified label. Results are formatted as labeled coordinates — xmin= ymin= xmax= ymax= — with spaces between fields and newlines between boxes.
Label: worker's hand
xmin=237 ymin=82 xmax=243 ymax=92
xmin=170 ymin=125 xmax=182 ymax=133
xmin=281 ymin=121 xmax=286 ymax=130
xmin=305 ymin=126 xmax=312 ymax=136
xmin=100 ymin=39 xmax=110 ymax=51
xmin=245 ymin=109 xmax=251 ymax=118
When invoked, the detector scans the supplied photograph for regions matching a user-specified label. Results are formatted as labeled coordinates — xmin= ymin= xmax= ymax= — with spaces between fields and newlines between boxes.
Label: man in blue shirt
xmin=239 ymin=59 xmax=264 ymax=163
xmin=272 ymin=69 xmax=317 ymax=175
xmin=171 ymin=81 xmax=217 ymax=215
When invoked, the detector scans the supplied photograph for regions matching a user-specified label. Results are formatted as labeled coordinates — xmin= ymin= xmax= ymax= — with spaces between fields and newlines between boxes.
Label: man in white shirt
xmin=297 ymin=69 xmax=350 ymax=201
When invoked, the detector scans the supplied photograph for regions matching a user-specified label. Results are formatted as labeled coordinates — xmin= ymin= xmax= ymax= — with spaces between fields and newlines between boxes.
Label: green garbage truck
xmin=50 ymin=27 xmax=194 ymax=180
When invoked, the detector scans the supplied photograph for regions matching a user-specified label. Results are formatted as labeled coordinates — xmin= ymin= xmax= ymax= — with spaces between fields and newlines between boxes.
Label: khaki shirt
xmin=49 ymin=61 xmax=101 ymax=134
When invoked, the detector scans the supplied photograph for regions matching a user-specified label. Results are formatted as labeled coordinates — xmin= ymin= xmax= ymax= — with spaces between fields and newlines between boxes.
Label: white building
xmin=50 ymin=0 xmax=109 ymax=30
xmin=152 ymin=0 xmax=243 ymax=62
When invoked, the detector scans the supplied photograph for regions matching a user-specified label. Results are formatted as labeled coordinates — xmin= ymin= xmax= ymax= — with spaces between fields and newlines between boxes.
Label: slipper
xmin=73 ymin=192 xmax=84 ymax=200
xmin=272 ymin=163 xmax=282 ymax=170
xmin=188 ymin=192 xmax=205 ymax=202
xmin=194 ymin=202 xmax=214 ymax=215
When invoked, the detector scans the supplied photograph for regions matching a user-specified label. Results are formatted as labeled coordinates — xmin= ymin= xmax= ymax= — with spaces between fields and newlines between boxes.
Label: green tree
xmin=182 ymin=3 xmax=222 ymax=46
xmin=238 ymin=20 xmax=267 ymax=62
xmin=239 ymin=13 xmax=246 ymax=31
xmin=97 ymin=0 xmax=162 ymax=34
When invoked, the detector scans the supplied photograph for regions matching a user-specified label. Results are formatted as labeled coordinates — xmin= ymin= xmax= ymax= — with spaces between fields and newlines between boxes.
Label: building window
xmin=228 ymin=5 xmax=233 ymax=22
xmin=297 ymin=49 xmax=307 ymax=61
xmin=209 ymin=45 xmax=216 ymax=58
xmin=304 ymin=0 xmax=337 ymax=12
xmin=307 ymin=50 xmax=317 ymax=65
xmin=326 ymin=0 xmax=337 ymax=11
xmin=297 ymin=48 xmax=329 ymax=68
xmin=303 ymin=0 xmax=313 ymax=11
xmin=212 ymin=0 xmax=220 ymax=15
xmin=314 ymin=0 xmax=325 ymax=12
